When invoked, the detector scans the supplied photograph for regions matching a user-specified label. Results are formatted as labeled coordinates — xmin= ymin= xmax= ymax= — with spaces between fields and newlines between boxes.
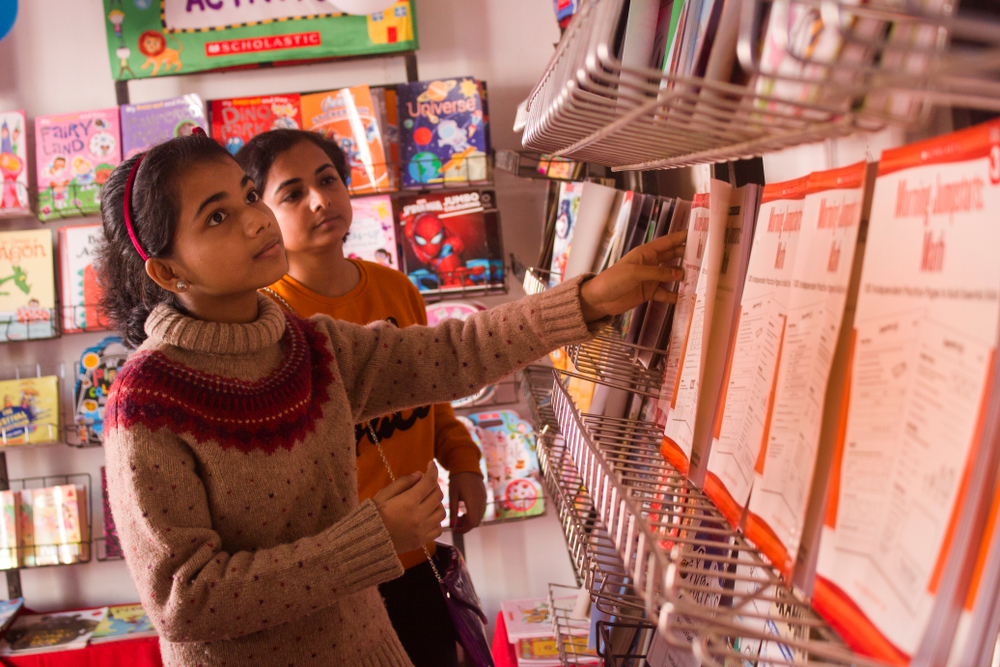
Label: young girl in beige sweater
xmin=96 ymin=133 xmax=685 ymax=667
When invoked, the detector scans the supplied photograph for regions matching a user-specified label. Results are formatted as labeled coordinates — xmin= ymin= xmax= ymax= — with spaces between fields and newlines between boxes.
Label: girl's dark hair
xmin=235 ymin=129 xmax=350 ymax=194
xmin=95 ymin=135 xmax=234 ymax=349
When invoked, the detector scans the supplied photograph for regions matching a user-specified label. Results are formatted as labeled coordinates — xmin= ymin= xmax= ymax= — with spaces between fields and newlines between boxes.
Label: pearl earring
xmin=176 ymin=280 xmax=189 ymax=292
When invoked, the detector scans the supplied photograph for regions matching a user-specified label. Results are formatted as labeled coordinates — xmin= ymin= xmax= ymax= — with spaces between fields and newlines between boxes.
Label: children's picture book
xmin=74 ymin=337 xmax=129 ymax=445
xmin=396 ymin=190 xmax=504 ymax=294
xmin=0 ymin=111 xmax=29 ymax=217
xmin=90 ymin=604 xmax=155 ymax=643
xmin=121 ymin=94 xmax=207 ymax=159
xmin=0 ymin=598 xmax=24 ymax=635
xmin=0 ymin=608 xmax=107 ymax=655
xmin=16 ymin=491 xmax=33 ymax=568
xmin=547 ymin=182 xmax=584 ymax=285
xmin=301 ymin=86 xmax=392 ymax=195
xmin=101 ymin=467 xmax=122 ymax=560
xmin=209 ymin=95 xmax=302 ymax=155
xmin=0 ymin=229 xmax=57 ymax=342
xmin=344 ymin=195 xmax=399 ymax=270
xmin=31 ymin=485 xmax=88 ymax=566
xmin=396 ymin=78 xmax=490 ymax=188
xmin=58 ymin=224 xmax=106 ymax=334
xmin=0 ymin=376 xmax=60 ymax=446
xmin=0 ymin=491 xmax=17 ymax=570
xmin=501 ymin=597 xmax=556 ymax=641
xmin=467 ymin=410 xmax=545 ymax=520
xmin=34 ymin=109 xmax=121 ymax=220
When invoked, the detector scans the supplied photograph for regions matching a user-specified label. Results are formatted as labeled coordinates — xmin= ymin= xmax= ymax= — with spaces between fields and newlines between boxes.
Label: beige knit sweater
xmin=103 ymin=276 xmax=596 ymax=667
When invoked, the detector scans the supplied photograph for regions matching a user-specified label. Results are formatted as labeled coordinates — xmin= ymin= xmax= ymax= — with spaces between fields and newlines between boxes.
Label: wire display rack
xmin=545 ymin=364 xmax=892 ymax=667
xmin=564 ymin=334 xmax=666 ymax=398
xmin=521 ymin=0 xmax=1000 ymax=171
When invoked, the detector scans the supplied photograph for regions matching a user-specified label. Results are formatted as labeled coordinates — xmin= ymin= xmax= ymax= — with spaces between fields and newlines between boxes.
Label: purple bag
xmin=364 ymin=422 xmax=495 ymax=667
xmin=434 ymin=542 xmax=495 ymax=667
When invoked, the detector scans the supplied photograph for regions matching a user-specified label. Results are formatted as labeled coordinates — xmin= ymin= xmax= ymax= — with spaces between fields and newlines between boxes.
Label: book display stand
xmin=522 ymin=0 xmax=1000 ymax=171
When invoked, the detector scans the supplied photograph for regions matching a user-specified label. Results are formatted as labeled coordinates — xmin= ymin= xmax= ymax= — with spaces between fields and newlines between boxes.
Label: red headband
xmin=122 ymin=126 xmax=208 ymax=262
xmin=123 ymin=156 xmax=148 ymax=262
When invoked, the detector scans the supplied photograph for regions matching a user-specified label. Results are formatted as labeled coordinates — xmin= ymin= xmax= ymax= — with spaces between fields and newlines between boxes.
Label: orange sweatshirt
xmin=266 ymin=260 xmax=482 ymax=569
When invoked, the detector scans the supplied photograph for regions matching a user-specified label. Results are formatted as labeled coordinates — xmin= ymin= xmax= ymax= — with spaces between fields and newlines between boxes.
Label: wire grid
xmin=523 ymin=267 xmax=559 ymax=296
xmin=0 ymin=473 xmax=93 ymax=570
xmin=522 ymin=0 xmax=1000 ymax=171
xmin=595 ymin=620 xmax=658 ymax=667
xmin=565 ymin=334 xmax=666 ymax=398
xmin=549 ymin=583 xmax=604 ymax=666
xmin=549 ymin=370 xmax=893 ymax=667
xmin=520 ymin=365 xmax=561 ymax=436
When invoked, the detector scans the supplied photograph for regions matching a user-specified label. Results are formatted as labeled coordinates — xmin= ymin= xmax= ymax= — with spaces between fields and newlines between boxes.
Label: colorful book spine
xmin=0 ymin=376 xmax=60 ymax=446
xmin=209 ymin=95 xmax=302 ymax=155
xmin=120 ymin=94 xmax=207 ymax=159
xmin=547 ymin=182 xmax=584 ymax=286
xmin=58 ymin=224 xmax=106 ymax=334
xmin=0 ymin=111 xmax=29 ymax=217
xmin=300 ymin=86 xmax=392 ymax=195
xmin=0 ymin=491 xmax=17 ymax=570
xmin=34 ymin=109 xmax=121 ymax=220
xmin=0 ymin=229 xmax=57 ymax=342
xmin=16 ymin=491 xmax=33 ymax=568
xmin=396 ymin=78 xmax=490 ymax=188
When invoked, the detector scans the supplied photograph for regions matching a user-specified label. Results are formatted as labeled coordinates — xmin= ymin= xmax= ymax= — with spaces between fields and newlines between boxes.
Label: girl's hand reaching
xmin=579 ymin=231 xmax=687 ymax=323
xmin=373 ymin=460 xmax=446 ymax=554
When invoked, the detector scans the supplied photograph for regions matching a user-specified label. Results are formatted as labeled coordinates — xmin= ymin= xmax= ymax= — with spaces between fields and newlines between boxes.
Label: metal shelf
xmin=521 ymin=0 xmax=1000 ymax=171
xmin=545 ymin=365 xmax=892 ymax=667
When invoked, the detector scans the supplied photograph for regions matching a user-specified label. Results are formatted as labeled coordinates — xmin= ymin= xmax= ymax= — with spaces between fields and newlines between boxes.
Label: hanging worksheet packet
xmin=745 ymin=162 xmax=869 ymax=578
xmin=815 ymin=119 xmax=1000 ymax=664
xmin=706 ymin=175 xmax=808 ymax=527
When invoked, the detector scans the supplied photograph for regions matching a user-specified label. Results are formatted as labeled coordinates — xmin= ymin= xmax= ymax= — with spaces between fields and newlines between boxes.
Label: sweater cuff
xmin=324 ymin=499 xmax=403 ymax=592
xmin=527 ymin=274 xmax=607 ymax=349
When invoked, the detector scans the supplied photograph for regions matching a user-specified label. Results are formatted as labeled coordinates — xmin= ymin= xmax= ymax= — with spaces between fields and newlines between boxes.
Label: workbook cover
xmin=344 ymin=195 xmax=399 ymax=270
xmin=121 ymin=94 xmax=206 ymax=159
xmin=209 ymin=94 xmax=302 ymax=155
xmin=35 ymin=109 xmax=121 ymax=220
xmin=0 ymin=376 xmax=59 ymax=446
xmin=0 ymin=229 xmax=56 ymax=341
xmin=300 ymin=86 xmax=392 ymax=195
xmin=58 ymin=223 xmax=106 ymax=334
xmin=396 ymin=190 xmax=503 ymax=294
xmin=0 ymin=111 xmax=29 ymax=217
xmin=396 ymin=78 xmax=490 ymax=188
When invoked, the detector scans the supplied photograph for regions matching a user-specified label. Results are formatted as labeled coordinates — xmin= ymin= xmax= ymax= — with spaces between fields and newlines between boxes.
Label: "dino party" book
xmin=34 ymin=109 xmax=121 ymax=221
xmin=0 ymin=230 xmax=56 ymax=342
xmin=0 ymin=111 xmax=29 ymax=218
xmin=210 ymin=94 xmax=302 ymax=155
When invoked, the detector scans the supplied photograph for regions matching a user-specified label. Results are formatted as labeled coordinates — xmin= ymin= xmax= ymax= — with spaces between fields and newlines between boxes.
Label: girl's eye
xmin=283 ymin=190 xmax=301 ymax=203
xmin=246 ymin=189 xmax=260 ymax=204
xmin=321 ymin=175 xmax=337 ymax=186
xmin=208 ymin=211 xmax=227 ymax=226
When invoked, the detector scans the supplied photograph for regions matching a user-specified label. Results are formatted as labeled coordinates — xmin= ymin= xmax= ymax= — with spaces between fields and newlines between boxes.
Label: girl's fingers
xmin=649 ymin=287 xmax=681 ymax=304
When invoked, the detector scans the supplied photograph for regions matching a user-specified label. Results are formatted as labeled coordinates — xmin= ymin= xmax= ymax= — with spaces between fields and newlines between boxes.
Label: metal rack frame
xmin=522 ymin=0 xmax=1000 ymax=171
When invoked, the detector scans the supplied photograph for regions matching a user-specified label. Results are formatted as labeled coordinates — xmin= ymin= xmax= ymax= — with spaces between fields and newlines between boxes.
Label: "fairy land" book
xmin=0 ymin=230 xmax=57 ymax=342
xmin=0 ymin=111 xmax=29 ymax=217
xmin=35 ymin=109 xmax=121 ymax=220
xmin=121 ymin=94 xmax=207 ymax=159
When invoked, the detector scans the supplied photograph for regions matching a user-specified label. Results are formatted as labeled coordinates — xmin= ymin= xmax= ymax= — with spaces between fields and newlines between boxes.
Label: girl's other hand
xmin=373 ymin=460 xmax=446 ymax=554
xmin=448 ymin=471 xmax=487 ymax=535
xmin=579 ymin=231 xmax=687 ymax=323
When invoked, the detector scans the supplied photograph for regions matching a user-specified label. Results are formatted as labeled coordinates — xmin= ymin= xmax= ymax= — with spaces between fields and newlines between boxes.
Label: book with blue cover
xmin=396 ymin=78 xmax=490 ymax=189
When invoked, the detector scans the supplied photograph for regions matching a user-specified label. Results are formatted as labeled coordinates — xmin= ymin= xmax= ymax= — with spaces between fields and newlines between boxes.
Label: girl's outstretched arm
xmin=324 ymin=232 xmax=686 ymax=423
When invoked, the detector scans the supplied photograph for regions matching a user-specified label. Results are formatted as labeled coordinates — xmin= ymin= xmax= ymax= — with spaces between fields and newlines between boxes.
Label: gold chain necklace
xmin=258 ymin=287 xmax=296 ymax=315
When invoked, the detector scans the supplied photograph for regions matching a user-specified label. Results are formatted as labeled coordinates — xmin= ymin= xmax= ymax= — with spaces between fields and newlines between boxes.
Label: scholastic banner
xmin=102 ymin=0 xmax=418 ymax=81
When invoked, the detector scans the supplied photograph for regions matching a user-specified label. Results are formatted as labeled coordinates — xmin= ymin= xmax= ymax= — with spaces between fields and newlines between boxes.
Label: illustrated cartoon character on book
xmin=404 ymin=212 xmax=478 ymax=288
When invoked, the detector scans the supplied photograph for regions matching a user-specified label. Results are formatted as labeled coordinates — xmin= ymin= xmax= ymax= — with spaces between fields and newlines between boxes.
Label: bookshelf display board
xmin=521 ymin=0 xmax=1000 ymax=171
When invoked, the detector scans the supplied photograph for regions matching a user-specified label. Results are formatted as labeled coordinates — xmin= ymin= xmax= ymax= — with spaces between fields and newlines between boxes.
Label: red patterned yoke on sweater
xmin=103 ymin=276 xmax=598 ymax=667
